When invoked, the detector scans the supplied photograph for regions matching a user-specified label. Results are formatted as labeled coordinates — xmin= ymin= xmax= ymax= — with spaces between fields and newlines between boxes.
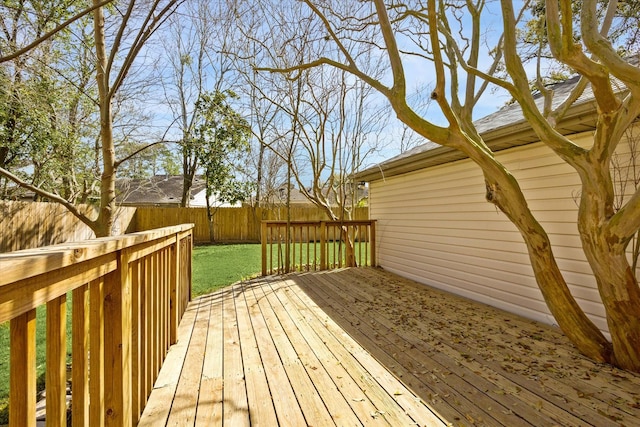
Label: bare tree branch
xmin=0 ymin=0 xmax=115 ymax=63
xmin=0 ymin=166 xmax=96 ymax=230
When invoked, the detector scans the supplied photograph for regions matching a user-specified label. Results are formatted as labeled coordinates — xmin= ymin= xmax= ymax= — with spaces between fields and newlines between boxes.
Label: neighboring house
xmin=117 ymin=175 xmax=239 ymax=208
xmin=190 ymin=186 xmax=242 ymax=208
xmin=355 ymin=74 xmax=639 ymax=336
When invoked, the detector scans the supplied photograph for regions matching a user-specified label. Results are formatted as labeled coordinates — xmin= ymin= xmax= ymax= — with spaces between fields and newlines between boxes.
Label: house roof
xmin=116 ymin=175 xmax=206 ymax=206
xmin=355 ymin=61 xmax=635 ymax=182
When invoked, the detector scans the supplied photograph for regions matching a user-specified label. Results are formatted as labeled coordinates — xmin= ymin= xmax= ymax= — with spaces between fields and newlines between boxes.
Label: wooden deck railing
xmin=261 ymin=220 xmax=376 ymax=275
xmin=0 ymin=224 xmax=193 ymax=427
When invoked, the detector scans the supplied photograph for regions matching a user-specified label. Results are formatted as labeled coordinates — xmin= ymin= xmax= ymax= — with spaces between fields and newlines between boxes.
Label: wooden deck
xmin=139 ymin=268 xmax=640 ymax=426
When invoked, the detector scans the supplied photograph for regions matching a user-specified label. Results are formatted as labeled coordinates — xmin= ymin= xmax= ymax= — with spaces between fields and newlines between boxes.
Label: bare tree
xmin=252 ymin=0 xmax=640 ymax=371
xmin=0 ymin=0 xmax=184 ymax=237
xmin=232 ymin=0 xmax=387 ymax=218
xmin=160 ymin=0 xmax=238 ymax=207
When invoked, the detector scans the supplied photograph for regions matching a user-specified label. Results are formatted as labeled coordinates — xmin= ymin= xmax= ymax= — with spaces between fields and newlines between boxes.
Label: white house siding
xmin=370 ymin=128 xmax=640 ymax=336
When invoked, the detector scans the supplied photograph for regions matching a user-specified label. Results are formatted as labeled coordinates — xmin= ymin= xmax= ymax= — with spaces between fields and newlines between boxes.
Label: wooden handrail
xmin=0 ymin=224 xmax=194 ymax=427
xmin=261 ymin=220 xmax=376 ymax=276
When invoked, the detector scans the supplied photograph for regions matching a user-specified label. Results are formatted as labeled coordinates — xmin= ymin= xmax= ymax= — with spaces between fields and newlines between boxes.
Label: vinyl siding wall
xmin=369 ymin=127 xmax=640 ymax=336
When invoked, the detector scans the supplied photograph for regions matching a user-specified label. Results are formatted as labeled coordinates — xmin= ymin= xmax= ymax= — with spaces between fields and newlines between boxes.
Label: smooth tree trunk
xmin=582 ymin=236 xmax=640 ymax=370
xmin=481 ymin=169 xmax=615 ymax=364
xmin=205 ymin=182 xmax=215 ymax=243
xmin=577 ymin=156 xmax=640 ymax=371
xmin=93 ymin=0 xmax=115 ymax=238
xmin=181 ymin=170 xmax=195 ymax=207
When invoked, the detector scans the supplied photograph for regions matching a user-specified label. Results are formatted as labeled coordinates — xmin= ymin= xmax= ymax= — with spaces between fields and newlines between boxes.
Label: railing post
xmin=320 ymin=221 xmax=327 ymax=270
xmin=261 ymin=221 xmax=268 ymax=276
xmin=104 ymin=251 xmax=133 ymax=427
xmin=10 ymin=310 xmax=36 ymax=427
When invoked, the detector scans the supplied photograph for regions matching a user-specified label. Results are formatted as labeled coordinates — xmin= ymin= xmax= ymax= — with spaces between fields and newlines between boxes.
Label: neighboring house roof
xmin=355 ymin=59 xmax=636 ymax=182
xmin=116 ymin=175 xmax=206 ymax=206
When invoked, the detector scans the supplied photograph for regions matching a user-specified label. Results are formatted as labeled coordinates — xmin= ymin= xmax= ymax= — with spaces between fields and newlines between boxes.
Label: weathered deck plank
xmin=277 ymin=277 xmax=447 ymax=426
xmin=295 ymin=268 xmax=640 ymax=427
xmin=250 ymin=278 xmax=347 ymax=425
xmin=140 ymin=268 xmax=640 ymax=427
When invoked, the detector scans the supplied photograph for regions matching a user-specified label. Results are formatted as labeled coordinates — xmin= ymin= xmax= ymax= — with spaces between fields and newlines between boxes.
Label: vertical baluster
xmin=277 ymin=224 xmax=282 ymax=274
xmin=89 ymin=277 xmax=105 ymax=427
xmin=307 ymin=224 xmax=315 ymax=271
xmin=320 ymin=221 xmax=327 ymax=270
xmin=10 ymin=309 xmax=36 ymax=427
xmin=138 ymin=256 xmax=148 ymax=410
xmin=170 ymin=239 xmax=178 ymax=344
xmin=291 ymin=224 xmax=296 ymax=272
xmin=300 ymin=225 xmax=304 ymax=271
xmin=160 ymin=249 xmax=167 ymax=358
xmin=270 ymin=225 xmax=274 ymax=275
xmin=370 ymin=221 xmax=376 ymax=267
xmin=72 ymin=285 xmax=90 ymax=427
xmin=131 ymin=260 xmax=141 ymax=421
xmin=354 ymin=225 xmax=358 ymax=267
xmin=103 ymin=252 xmax=132 ymax=427
xmin=47 ymin=294 xmax=67 ymax=426
xmin=153 ymin=251 xmax=161 ymax=378
xmin=334 ymin=224 xmax=339 ymax=269
xmin=364 ymin=224 xmax=369 ymax=266
xmin=145 ymin=255 xmax=153 ymax=404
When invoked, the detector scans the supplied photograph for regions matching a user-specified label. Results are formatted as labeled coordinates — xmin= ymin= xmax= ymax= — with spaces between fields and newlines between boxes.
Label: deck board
xmin=244 ymin=280 xmax=311 ymax=426
xmin=258 ymin=278 xmax=363 ymax=425
xmin=140 ymin=268 xmax=640 ymax=427
xmin=195 ymin=292 xmax=223 ymax=426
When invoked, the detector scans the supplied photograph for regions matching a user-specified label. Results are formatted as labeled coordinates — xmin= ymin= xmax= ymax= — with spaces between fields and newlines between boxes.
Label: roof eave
xmin=355 ymin=100 xmax=599 ymax=182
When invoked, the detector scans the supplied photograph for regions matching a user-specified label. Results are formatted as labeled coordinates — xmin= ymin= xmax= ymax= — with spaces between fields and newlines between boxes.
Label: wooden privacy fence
xmin=0 ymin=201 xmax=137 ymax=253
xmin=0 ymin=224 xmax=193 ymax=427
xmin=135 ymin=205 xmax=369 ymax=243
xmin=261 ymin=220 xmax=376 ymax=275
xmin=1 ymin=202 xmax=370 ymax=250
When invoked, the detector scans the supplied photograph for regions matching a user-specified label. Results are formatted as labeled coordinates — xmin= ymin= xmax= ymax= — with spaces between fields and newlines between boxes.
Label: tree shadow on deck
xmin=289 ymin=268 xmax=640 ymax=427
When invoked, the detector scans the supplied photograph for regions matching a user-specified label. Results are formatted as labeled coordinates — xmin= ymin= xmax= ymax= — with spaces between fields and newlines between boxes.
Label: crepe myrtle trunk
xmin=581 ymin=234 xmax=640 ymax=371
xmin=484 ymin=174 xmax=615 ymax=365
xmin=578 ymin=188 xmax=640 ymax=372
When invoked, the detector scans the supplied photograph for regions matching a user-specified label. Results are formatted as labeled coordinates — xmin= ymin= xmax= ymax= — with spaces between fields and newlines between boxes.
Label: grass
xmin=0 ymin=243 xmax=262 ymax=423
xmin=191 ymin=243 xmax=262 ymax=296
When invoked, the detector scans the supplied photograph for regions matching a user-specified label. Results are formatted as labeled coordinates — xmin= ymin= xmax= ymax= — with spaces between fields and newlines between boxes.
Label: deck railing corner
xmin=1 ymin=224 xmax=194 ymax=427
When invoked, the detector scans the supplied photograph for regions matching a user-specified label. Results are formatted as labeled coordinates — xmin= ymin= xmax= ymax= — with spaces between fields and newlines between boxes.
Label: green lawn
xmin=191 ymin=243 xmax=262 ymax=296
xmin=0 ymin=243 xmax=262 ymax=423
